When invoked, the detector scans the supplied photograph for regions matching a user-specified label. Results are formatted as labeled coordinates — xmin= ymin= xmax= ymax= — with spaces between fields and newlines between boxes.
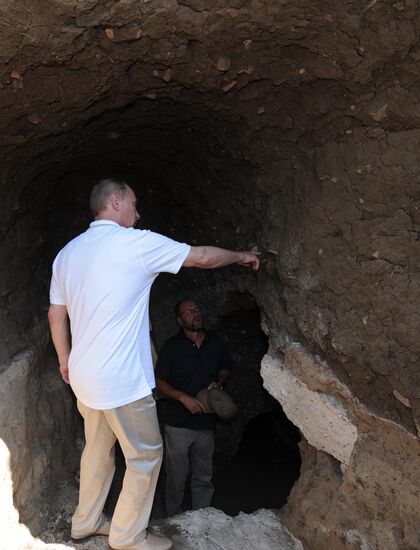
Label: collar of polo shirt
xmin=90 ymin=220 xmax=121 ymax=228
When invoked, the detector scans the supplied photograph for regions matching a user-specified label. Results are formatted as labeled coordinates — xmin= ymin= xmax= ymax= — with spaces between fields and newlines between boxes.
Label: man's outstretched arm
xmin=48 ymin=304 xmax=71 ymax=384
xmin=183 ymin=246 xmax=260 ymax=271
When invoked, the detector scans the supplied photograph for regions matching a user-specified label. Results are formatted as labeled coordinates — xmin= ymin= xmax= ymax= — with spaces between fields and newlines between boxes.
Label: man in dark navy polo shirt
xmin=155 ymin=299 xmax=232 ymax=516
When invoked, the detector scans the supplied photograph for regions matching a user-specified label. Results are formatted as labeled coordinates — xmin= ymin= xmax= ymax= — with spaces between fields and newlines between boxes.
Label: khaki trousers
xmin=72 ymin=394 xmax=163 ymax=550
xmin=164 ymin=425 xmax=214 ymax=517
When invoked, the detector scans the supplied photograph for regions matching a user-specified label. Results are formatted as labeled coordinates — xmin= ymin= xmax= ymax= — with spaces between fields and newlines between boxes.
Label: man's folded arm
xmin=156 ymin=377 xmax=207 ymax=414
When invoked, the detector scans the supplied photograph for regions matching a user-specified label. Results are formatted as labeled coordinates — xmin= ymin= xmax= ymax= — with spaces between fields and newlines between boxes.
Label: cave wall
xmin=259 ymin=127 xmax=420 ymax=547
xmin=0 ymin=1 xmax=419 ymax=548
xmin=266 ymin=130 xmax=420 ymax=430
xmin=262 ymin=348 xmax=420 ymax=549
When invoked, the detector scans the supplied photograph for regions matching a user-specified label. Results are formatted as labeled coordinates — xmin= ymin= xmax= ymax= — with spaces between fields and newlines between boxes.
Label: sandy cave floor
xmin=35 ymin=482 xmax=302 ymax=550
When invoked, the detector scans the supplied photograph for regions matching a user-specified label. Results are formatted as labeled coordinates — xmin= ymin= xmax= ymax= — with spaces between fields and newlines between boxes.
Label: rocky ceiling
xmin=0 ymin=1 xmax=420 ymax=549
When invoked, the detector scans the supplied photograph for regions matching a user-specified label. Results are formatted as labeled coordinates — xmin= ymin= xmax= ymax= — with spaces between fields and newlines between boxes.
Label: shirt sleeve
xmin=139 ymin=231 xmax=191 ymax=275
xmin=49 ymin=260 xmax=66 ymax=305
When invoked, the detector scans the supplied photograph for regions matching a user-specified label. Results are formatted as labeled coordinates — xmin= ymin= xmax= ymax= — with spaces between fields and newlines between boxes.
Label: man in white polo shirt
xmin=48 ymin=177 xmax=259 ymax=550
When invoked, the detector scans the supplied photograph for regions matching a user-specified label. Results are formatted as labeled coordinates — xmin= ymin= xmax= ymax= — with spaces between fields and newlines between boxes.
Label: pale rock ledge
xmin=261 ymin=346 xmax=358 ymax=466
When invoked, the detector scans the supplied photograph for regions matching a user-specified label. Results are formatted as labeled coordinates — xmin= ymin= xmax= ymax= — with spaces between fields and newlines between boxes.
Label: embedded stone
xmin=216 ymin=56 xmax=231 ymax=72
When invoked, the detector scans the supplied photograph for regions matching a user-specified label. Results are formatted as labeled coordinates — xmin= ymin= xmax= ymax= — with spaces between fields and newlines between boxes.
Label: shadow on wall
xmin=0 ymin=343 xmax=81 ymax=540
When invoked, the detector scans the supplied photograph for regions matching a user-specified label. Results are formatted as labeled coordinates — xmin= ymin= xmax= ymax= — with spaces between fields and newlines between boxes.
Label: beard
xmin=185 ymin=318 xmax=204 ymax=331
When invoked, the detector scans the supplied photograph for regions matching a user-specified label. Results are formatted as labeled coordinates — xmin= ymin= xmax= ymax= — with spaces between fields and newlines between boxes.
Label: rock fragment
xmin=222 ymin=80 xmax=237 ymax=92
xmin=216 ymin=56 xmax=231 ymax=71
xmin=105 ymin=28 xmax=114 ymax=40
xmin=393 ymin=390 xmax=411 ymax=408
xmin=27 ymin=113 xmax=42 ymax=125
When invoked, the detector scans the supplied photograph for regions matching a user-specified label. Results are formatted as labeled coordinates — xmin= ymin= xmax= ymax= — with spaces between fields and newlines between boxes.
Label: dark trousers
xmin=164 ymin=425 xmax=214 ymax=516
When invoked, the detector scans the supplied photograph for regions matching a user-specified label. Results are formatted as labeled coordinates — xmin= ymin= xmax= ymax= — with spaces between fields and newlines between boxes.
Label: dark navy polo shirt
xmin=155 ymin=330 xmax=232 ymax=430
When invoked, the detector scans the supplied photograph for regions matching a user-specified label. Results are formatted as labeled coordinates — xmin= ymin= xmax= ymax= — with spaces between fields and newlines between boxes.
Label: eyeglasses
xmin=179 ymin=306 xmax=201 ymax=316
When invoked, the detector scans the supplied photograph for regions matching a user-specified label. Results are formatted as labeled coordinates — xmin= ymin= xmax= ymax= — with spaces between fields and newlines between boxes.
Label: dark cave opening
xmin=103 ymin=299 xmax=301 ymax=521
xmin=212 ymin=408 xmax=301 ymax=516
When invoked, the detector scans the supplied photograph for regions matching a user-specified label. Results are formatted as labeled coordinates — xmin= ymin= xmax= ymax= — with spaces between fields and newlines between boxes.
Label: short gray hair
xmin=90 ymin=177 xmax=128 ymax=216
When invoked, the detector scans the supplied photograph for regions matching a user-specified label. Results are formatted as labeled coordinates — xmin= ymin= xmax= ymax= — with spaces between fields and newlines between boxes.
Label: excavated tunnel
xmin=1 ymin=2 xmax=420 ymax=549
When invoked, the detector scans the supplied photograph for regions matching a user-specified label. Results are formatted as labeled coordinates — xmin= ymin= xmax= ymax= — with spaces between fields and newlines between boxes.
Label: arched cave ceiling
xmin=2 ymin=0 xmax=419 ymax=177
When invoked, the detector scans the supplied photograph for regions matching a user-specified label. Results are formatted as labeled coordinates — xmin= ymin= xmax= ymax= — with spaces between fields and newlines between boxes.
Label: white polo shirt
xmin=49 ymin=220 xmax=190 ymax=410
